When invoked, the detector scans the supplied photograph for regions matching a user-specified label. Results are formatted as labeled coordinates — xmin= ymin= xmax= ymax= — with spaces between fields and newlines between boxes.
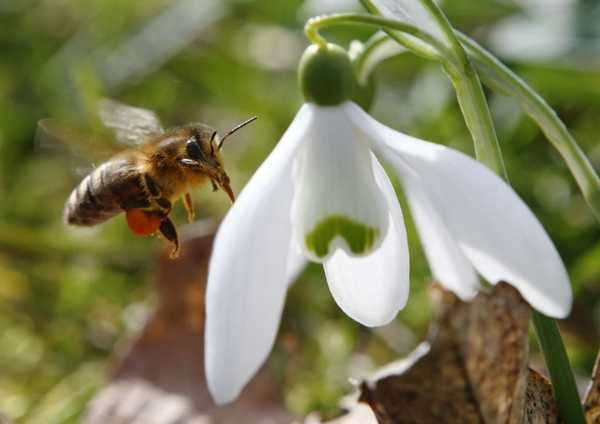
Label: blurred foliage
xmin=0 ymin=0 xmax=599 ymax=422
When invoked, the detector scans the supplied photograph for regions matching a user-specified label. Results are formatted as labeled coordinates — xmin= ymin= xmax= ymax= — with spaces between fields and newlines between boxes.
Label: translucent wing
xmin=38 ymin=99 xmax=164 ymax=178
xmin=98 ymin=98 xmax=164 ymax=146
xmin=36 ymin=118 xmax=119 ymax=177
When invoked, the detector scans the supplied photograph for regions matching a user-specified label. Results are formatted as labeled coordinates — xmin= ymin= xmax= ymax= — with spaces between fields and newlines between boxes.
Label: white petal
xmin=205 ymin=105 xmax=312 ymax=405
xmin=398 ymin=165 xmax=480 ymax=299
xmin=286 ymin=238 xmax=308 ymax=285
xmin=362 ymin=0 xmax=453 ymax=48
xmin=291 ymin=105 xmax=389 ymax=262
xmin=345 ymin=103 xmax=478 ymax=299
xmin=347 ymin=102 xmax=572 ymax=318
xmin=323 ymin=155 xmax=410 ymax=327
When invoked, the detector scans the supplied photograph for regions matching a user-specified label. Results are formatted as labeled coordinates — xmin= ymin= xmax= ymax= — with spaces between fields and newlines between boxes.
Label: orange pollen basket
xmin=126 ymin=209 xmax=161 ymax=236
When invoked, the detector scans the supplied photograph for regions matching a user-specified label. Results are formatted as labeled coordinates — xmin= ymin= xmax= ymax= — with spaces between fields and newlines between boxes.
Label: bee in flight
xmin=51 ymin=99 xmax=256 ymax=258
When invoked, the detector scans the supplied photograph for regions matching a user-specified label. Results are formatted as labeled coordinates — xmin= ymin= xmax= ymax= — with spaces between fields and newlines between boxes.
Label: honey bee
xmin=54 ymin=99 xmax=256 ymax=258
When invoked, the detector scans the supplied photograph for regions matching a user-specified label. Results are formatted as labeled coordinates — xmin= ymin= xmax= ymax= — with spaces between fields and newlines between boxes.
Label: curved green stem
xmin=422 ymin=0 xmax=509 ymax=177
xmin=357 ymin=1 xmax=507 ymax=177
xmin=417 ymin=0 xmax=469 ymax=69
xmin=304 ymin=13 xmax=453 ymax=64
xmin=352 ymin=31 xmax=404 ymax=85
xmin=458 ymin=33 xmax=600 ymax=222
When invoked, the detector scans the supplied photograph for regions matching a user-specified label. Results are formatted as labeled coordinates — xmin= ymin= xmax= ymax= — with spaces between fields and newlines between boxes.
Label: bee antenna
xmin=218 ymin=116 xmax=257 ymax=150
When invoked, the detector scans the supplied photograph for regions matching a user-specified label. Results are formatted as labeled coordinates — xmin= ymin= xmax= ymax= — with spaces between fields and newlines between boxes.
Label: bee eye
xmin=186 ymin=139 xmax=204 ymax=160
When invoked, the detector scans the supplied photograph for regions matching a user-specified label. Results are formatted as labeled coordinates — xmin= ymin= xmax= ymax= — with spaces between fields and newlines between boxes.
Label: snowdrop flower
xmin=205 ymin=43 xmax=572 ymax=404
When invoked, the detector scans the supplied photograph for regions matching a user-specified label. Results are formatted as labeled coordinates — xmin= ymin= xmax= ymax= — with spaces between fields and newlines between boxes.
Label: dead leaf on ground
xmin=357 ymin=283 xmax=560 ymax=424
xmin=84 ymin=221 xmax=292 ymax=424
xmin=584 ymin=351 xmax=600 ymax=423
xmin=525 ymin=368 xmax=558 ymax=424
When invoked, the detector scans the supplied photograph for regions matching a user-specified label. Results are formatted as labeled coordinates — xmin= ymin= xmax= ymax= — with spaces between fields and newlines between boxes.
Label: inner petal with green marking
xmin=305 ymin=214 xmax=380 ymax=258
xmin=289 ymin=106 xmax=390 ymax=262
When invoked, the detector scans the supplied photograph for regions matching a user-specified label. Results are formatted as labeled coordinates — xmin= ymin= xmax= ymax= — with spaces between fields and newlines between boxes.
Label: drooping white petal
xmin=362 ymin=0 xmax=453 ymax=49
xmin=346 ymin=102 xmax=572 ymax=318
xmin=286 ymin=236 xmax=308 ymax=285
xmin=396 ymin=165 xmax=480 ymax=299
xmin=344 ymin=103 xmax=478 ymax=299
xmin=205 ymin=105 xmax=312 ymax=405
xmin=324 ymin=155 xmax=410 ymax=327
xmin=291 ymin=105 xmax=390 ymax=263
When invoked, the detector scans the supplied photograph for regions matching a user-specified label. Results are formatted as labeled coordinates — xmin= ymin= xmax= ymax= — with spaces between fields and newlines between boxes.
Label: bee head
xmin=181 ymin=118 xmax=257 ymax=202
xmin=184 ymin=126 xmax=222 ymax=165
xmin=185 ymin=117 xmax=257 ymax=164
xmin=185 ymin=133 xmax=213 ymax=160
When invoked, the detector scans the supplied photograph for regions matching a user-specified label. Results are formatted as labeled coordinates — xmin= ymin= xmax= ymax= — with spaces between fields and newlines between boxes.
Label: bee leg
xmin=183 ymin=193 xmax=195 ymax=223
xmin=155 ymin=197 xmax=172 ymax=215
xmin=144 ymin=174 xmax=161 ymax=198
xmin=159 ymin=216 xmax=180 ymax=258
xmin=153 ymin=197 xmax=177 ymax=257
xmin=142 ymin=173 xmax=174 ymax=218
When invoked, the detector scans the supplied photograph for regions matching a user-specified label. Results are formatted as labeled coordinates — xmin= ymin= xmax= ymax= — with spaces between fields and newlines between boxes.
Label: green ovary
xmin=305 ymin=215 xmax=380 ymax=258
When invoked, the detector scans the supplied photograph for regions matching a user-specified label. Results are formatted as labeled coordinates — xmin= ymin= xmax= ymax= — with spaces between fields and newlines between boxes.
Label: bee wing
xmin=36 ymin=118 xmax=118 ymax=177
xmin=98 ymin=98 xmax=164 ymax=147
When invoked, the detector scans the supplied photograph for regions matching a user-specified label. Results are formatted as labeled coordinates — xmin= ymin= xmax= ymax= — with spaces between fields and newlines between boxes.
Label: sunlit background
xmin=0 ymin=0 xmax=599 ymax=421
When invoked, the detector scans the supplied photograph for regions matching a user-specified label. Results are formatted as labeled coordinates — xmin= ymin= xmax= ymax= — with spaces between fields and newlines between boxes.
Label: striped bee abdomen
xmin=64 ymin=157 xmax=148 ymax=226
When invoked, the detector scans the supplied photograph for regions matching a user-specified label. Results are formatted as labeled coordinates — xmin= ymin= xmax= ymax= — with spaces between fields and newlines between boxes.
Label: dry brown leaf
xmin=525 ymin=368 xmax=559 ymax=424
xmin=584 ymin=351 xmax=600 ymax=423
xmin=84 ymin=221 xmax=292 ymax=424
xmin=359 ymin=340 xmax=482 ymax=422
xmin=358 ymin=283 xmax=560 ymax=424
xmin=454 ymin=283 xmax=531 ymax=422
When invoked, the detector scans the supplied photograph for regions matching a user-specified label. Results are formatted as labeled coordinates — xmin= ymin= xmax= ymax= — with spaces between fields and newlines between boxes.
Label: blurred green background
xmin=0 ymin=0 xmax=599 ymax=422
